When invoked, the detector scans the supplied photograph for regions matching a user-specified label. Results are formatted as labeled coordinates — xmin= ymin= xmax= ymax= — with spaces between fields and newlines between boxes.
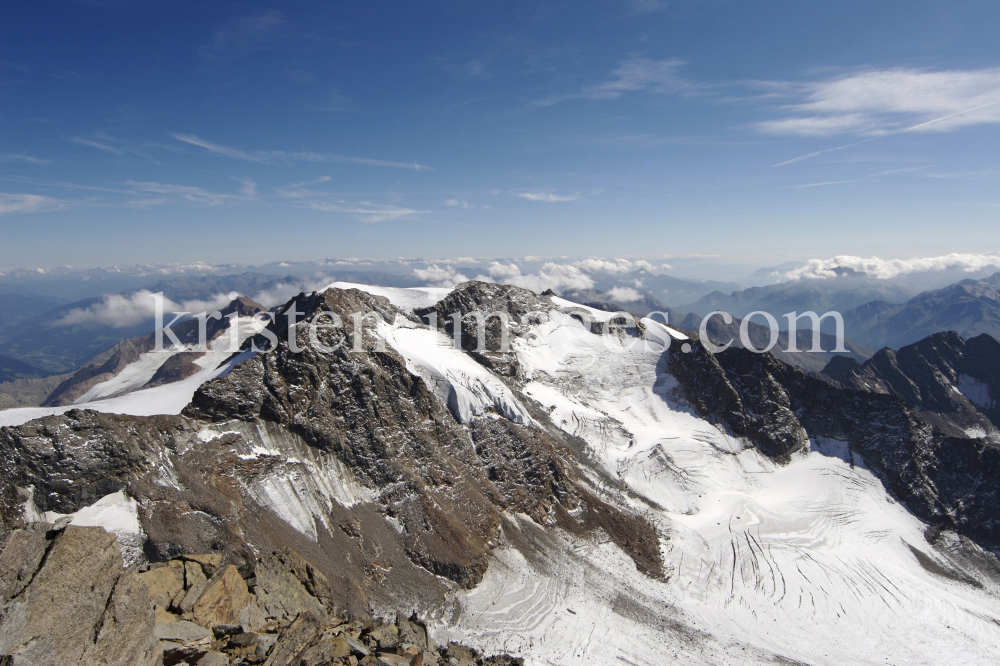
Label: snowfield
xmin=427 ymin=295 xmax=1000 ymax=665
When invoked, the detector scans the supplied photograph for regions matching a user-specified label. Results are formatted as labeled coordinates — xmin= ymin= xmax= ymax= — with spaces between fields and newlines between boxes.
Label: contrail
xmin=902 ymin=101 xmax=997 ymax=132
xmin=772 ymin=138 xmax=877 ymax=167
xmin=772 ymin=101 xmax=999 ymax=167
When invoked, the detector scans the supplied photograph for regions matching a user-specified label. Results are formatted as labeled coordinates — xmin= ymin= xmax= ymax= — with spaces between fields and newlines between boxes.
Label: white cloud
xmin=758 ymin=68 xmax=1000 ymax=136
xmin=488 ymin=262 xmax=523 ymax=280
xmin=541 ymin=58 xmax=694 ymax=106
xmin=606 ymin=286 xmax=642 ymax=302
xmin=517 ymin=192 xmax=579 ymax=202
xmin=0 ymin=194 xmax=64 ymax=215
xmin=779 ymin=253 xmax=1000 ymax=281
xmin=414 ymin=264 xmax=470 ymax=287
xmin=249 ymin=275 xmax=342 ymax=308
xmin=574 ymin=258 xmax=634 ymax=274
xmin=445 ymin=199 xmax=471 ymax=208
xmin=660 ymin=263 xmax=672 ymax=271
xmin=56 ymin=290 xmax=234 ymax=328
xmin=574 ymin=257 xmax=658 ymax=274
xmin=484 ymin=262 xmax=594 ymax=294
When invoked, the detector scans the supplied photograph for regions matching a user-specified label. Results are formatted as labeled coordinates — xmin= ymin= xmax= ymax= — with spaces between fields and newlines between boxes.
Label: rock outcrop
xmin=0 ymin=524 xmax=519 ymax=666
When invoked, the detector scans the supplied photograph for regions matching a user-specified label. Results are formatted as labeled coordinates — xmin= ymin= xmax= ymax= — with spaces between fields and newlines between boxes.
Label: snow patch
xmin=381 ymin=322 xmax=531 ymax=424
xmin=957 ymin=374 xmax=995 ymax=410
xmin=321 ymin=282 xmax=453 ymax=311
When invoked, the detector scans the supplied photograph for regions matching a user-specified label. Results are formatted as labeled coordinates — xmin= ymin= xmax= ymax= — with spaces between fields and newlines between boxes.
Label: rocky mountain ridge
xmin=1 ymin=280 xmax=1000 ymax=665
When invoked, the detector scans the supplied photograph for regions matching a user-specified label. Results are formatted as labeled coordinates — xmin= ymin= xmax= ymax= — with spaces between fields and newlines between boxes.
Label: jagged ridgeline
xmin=2 ymin=281 xmax=1000 ymax=665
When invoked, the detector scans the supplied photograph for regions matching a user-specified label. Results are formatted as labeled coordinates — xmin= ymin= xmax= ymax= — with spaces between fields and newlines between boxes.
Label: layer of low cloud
xmin=57 ymin=290 xmax=235 ymax=328
xmin=778 ymin=253 xmax=1000 ymax=281
xmin=758 ymin=67 xmax=1000 ymax=136
xmin=414 ymin=264 xmax=471 ymax=288
xmin=574 ymin=258 xmax=653 ymax=274
xmin=484 ymin=261 xmax=595 ymax=293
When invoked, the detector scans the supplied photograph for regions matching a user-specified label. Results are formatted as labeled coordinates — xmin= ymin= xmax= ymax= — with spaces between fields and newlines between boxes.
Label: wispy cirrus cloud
xmin=758 ymin=67 xmax=1000 ymax=137
xmin=538 ymin=57 xmax=695 ymax=106
xmin=126 ymin=179 xmax=257 ymax=205
xmin=0 ymin=176 xmax=256 ymax=212
xmin=198 ymin=10 xmax=286 ymax=61
xmin=276 ymin=177 xmax=426 ymax=223
xmin=172 ymin=133 xmax=432 ymax=171
xmin=71 ymin=137 xmax=125 ymax=154
xmin=0 ymin=154 xmax=50 ymax=165
xmin=517 ymin=191 xmax=579 ymax=202
xmin=0 ymin=193 xmax=65 ymax=215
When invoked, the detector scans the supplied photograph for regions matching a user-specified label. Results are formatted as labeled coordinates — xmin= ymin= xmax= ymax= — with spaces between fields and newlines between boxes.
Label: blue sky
xmin=1 ymin=0 xmax=999 ymax=272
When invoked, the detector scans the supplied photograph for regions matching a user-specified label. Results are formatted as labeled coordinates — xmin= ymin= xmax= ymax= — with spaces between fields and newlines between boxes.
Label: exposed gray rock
xmin=0 ymin=525 xmax=157 ymax=666
xmin=154 ymin=619 xmax=212 ymax=643
xmin=262 ymin=610 xmax=321 ymax=666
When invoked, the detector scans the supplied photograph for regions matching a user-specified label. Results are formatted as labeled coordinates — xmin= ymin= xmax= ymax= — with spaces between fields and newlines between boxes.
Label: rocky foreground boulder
xmin=0 ymin=521 xmax=519 ymax=666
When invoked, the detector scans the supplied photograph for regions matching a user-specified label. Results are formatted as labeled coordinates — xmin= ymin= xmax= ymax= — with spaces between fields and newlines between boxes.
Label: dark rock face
xmin=669 ymin=337 xmax=1000 ymax=557
xmin=416 ymin=281 xmax=554 ymax=378
xmin=837 ymin=331 xmax=1000 ymax=436
xmin=0 ymin=410 xmax=175 ymax=518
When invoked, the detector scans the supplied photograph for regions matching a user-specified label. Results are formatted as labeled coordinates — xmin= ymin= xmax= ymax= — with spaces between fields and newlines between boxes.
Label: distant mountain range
xmin=580 ymin=268 xmax=742 ymax=308
xmin=842 ymin=273 xmax=1000 ymax=350
xmin=679 ymin=272 xmax=913 ymax=320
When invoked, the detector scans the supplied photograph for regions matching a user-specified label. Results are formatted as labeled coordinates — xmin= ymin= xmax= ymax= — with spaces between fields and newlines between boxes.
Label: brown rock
xmin=297 ymin=634 xmax=352 ymax=663
xmin=196 ymin=651 xmax=231 ymax=665
xmin=396 ymin=613 xmax=428 ymax=652
xmin=181 ymin=553 xmax=223 ymax=577
xmin=370 ymin=623 xmax=399 ymax=650
xmin=155 ymin=606 xmax=179 ymax=624
xmin=154 ymin=619 xmax=213 ymax=644
xmin=376 ymin=653 xmax=411 ymax=666
xmin=253 ymin=552 xmax=327 ymax=627
xmin=138 ymin=559 xmax=185 ymax=608
xmin=193 ymin=564 xmax=265 ymax=632
xmin=262 ymin=610 xmax=322 ymax=666
xmin=179 ymin=559 xmax=209 ymax=612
